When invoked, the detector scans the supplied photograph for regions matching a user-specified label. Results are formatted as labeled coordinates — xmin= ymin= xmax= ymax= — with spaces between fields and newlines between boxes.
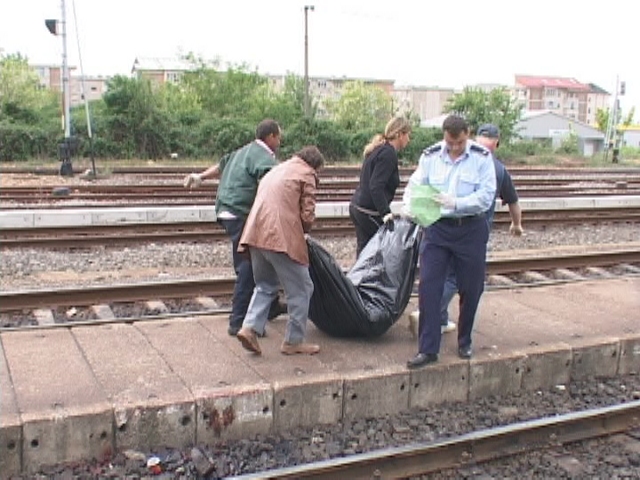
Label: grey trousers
xmin=242 ymin=247 xmax=314 ymax=345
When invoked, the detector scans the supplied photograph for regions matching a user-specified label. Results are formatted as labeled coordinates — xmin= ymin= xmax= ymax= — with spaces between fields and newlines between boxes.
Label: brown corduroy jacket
xmin=239 ymin=156 xmax=317 ymax=266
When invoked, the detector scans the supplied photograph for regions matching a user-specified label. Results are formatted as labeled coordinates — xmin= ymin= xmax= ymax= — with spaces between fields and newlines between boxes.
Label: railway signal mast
xmin=604 ymin=77 xmax=626 ymax=163
xmin=45 ymin=0 xmax=76 ymax=176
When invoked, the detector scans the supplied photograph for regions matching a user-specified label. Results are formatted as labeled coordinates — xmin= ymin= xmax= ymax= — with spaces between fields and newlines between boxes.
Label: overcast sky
xmin=1 ymin=0 xmax=638 ymax=118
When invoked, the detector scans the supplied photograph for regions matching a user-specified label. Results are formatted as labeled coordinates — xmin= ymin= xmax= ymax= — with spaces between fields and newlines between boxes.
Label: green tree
xmin=443 ymin=87 xmax=523 ymax=143
xmin=182 ymin=63 xmax=268 ymax=120
xmin=101 ymin=75 xmax=173 ymax=158
xmin=623 ymin=107 xmax=635 ymax=126
xmin=0 ymin=53 xmax=61 ymax=160
xmin=595 ymin=107 xmax=636 ymax=132
xmin=325 ymin=80 xmax=393 ymax=131
xmin=595 ymin=108 xmax=609 ymax=132
xmin=0 ymin=53 xmax=59 ymax=125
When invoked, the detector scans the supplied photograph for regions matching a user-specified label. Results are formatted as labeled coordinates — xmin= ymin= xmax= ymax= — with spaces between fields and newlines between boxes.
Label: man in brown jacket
xmin=236 ymin=146 xmax=325 ymax=356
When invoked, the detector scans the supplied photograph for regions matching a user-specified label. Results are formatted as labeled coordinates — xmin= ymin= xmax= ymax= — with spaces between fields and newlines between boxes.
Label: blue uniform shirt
xmin=403 ymin=140 xmax=496 ymax=218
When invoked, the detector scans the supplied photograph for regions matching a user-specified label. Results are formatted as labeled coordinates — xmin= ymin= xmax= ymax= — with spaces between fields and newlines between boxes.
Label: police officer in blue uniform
xmin=403 ymin=115 xmax=496 ymax=368
xmin=409 ymin=123 xmax=523 ymax=334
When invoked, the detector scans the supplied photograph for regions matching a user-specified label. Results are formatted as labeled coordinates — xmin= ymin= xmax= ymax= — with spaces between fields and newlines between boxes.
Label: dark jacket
xmin=215 ymin=141 xmax=277 ymax=217
xmin=350 ymin=142 xmax=399 ymax=217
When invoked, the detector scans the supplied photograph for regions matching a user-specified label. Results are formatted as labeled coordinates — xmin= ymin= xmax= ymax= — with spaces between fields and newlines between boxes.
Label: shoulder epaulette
xmin=470 ymin=144 xmax=490 ymax=156
xmin=423 ymin=144 xmax=442 ymax=155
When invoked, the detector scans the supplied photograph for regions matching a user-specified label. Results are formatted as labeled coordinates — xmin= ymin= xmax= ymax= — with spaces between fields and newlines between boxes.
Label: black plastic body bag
xmin=307 ymin=218 xmax=422 ymax=338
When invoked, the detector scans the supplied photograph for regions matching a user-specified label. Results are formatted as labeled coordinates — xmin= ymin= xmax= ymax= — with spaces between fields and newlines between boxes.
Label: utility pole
xmin=303 ymin=5 xmax=314 ymax=118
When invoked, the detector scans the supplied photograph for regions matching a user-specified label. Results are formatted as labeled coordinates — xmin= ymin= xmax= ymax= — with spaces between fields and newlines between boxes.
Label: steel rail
xmin=1 ymin=248 xmax=639 ymax=312
xmin=2 ymin=181 xmax=640 ymax=200
xmin=0 ymin=221 xmax=354 ymax=248
xmin=229 ymin=400 xmax=640 ymax=480
xmin=3 ymin=165 xmax=640 ymax=176
xmin=2 ymin=208 xmax=640 ymax=249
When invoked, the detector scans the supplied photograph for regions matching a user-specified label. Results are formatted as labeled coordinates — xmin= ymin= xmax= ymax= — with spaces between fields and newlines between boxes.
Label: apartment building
xmin=586 ymin=83 xmax=611 ymax=126
xmin=32 ymin=64 xmax=74 ymax=91
xmin=69 ymin=75 xmax=109 ymax=106
xmin=268 ymin=74 xmax=395 ymax=118
xmin=391 ymin=86 xmax=455 ymax=123
xmin=31 ymin=64 xmax=109 ymax=106
xmin=514 ymin=75 xmax=610 ymax=125
xmin=130 ymin=57 xmax=200 ymax=84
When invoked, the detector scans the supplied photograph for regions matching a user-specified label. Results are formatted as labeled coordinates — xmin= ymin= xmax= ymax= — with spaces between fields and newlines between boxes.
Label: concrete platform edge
xmin=3 ymin=332 xmax=640 ymax=477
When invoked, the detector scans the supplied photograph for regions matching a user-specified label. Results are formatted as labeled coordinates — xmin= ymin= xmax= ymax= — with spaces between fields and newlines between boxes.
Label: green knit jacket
xmin=215 ymin=141 xmax=277 ymax=218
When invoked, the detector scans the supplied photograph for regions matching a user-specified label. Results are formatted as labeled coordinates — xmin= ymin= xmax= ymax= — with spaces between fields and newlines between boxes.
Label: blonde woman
xmin=349 ymin=117 xmax=412 ymax=256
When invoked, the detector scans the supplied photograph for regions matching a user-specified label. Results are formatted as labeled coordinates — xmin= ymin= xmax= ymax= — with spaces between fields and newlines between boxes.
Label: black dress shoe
xmin=407 ymin=353 xmax=438 ymax=369
xmin=458 ymin=346 xmax=472 ymax=359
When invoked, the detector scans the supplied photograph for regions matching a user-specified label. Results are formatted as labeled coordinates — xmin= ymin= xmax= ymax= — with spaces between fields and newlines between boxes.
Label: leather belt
xmin=438 ymin=214 xmax=485 ymax=226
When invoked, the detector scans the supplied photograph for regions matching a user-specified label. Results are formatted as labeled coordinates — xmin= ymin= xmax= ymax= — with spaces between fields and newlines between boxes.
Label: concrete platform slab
xmin=4 ymin=196 xmax=640 ymax=229
xmin=0 ymin=342 xmax=21 ymax=479
xmin=0 ymin=277 xmax=639 ymax=476
xmin=1 ymin=329 xmax=112 ymax=473
xmin=273 ymin=375 xmax=343 ymax=432
xmin=72 ymin=324 xmax=195 ymax=451
xmin=618 ymin=334 xmax=640 ymax=375
xmin=135 ymin=318 xmax=272 ymax=442
xmin=469 ymin=353 xmax=526 ymax=400
xmin=570 ymin=337 xmax=620 ymax=381
xmin=409 ymin=362 xmax=469 ymax=408
xmin=343 ymin=367 xmax=410 ymax=420
xmin=518 ymin=343 xmax=573 ymax=391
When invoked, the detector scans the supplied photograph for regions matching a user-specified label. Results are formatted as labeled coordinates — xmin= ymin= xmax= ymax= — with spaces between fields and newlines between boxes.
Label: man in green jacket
xmin=184 ymin=119 xmax=286 ymax=335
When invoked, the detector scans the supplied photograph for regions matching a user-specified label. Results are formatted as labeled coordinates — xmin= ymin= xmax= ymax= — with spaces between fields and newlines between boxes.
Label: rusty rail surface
xmin=230 ymin=400 xmax=640 ymax=479
xmin=1 ymin=247 xmax=639 ymax=312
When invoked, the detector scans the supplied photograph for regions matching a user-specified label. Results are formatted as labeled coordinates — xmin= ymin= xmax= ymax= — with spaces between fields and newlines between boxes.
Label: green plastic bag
xmin=410 ymin=184 xmax=442 ymax=226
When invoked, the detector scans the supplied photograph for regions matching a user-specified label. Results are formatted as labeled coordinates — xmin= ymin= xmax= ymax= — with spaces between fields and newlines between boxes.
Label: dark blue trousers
xmin=218 ymin=217 xmax=255 ymax=330
xmin=418 ymin=215 xmax=489 ymax=354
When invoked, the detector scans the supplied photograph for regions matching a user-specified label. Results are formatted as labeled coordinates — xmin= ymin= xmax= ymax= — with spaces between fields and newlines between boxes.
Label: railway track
xmin=2 ymin=180 xmax=640 ymax=208
xmin=4 ymin=165 xmax=640 ymax=177
xmin=229 ymin=400 xmax=640 ymax=479
xmin=2 ymin=207 xmax=640 ymax=249
xmin=2 ymin=247 xmax=639 ymax=317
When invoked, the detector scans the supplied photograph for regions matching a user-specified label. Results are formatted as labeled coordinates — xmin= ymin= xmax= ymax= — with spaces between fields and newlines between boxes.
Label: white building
xmin=516 ymin=110 xmax=605 ymax=157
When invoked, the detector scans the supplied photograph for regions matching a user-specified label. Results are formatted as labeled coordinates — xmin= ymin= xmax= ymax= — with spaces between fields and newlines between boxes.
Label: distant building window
xmin=546 ymin=89 xmax=557 ymax=97
xmin=165 ymin=72 xmax=182 ymax=83
xmin=91 ymin=86 xmax=97 ymax=91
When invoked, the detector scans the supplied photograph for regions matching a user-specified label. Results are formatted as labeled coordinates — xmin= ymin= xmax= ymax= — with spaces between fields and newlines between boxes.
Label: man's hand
xmin=183 ymin=173 xmax=203 ymax=189
xmin=509 ymin=223 xmax=523 ymax=236
xmin=434 ymin=192 xmax=456 ymax=210
xmin=382 ymin=212 xmax=394 ymax=224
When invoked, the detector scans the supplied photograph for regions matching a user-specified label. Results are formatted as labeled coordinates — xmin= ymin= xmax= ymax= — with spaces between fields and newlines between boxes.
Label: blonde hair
xmin=363 ymin=117 xmax=412 ymax=157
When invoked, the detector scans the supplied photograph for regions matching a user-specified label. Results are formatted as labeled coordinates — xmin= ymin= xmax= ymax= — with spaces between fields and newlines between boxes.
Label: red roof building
xmin=514 ymin=75 xmax=594 ymax=123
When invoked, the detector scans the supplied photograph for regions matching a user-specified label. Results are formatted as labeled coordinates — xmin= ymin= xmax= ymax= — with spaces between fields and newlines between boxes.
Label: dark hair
xmin=442 ymin=115 xmax=469 ymax=137
xmin=295 ymin=145 xmax=325 ymax=170
xmin=256 ymin=119 xmax=281 ymax=141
